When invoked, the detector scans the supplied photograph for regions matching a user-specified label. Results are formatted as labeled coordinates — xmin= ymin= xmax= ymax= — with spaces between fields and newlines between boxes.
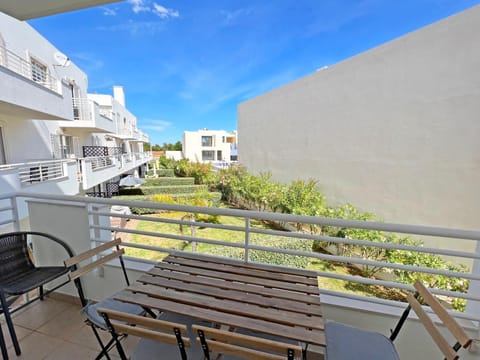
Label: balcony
xmin=0 ymin=192 xmax=478 ymax=359
xmin=0 ymin=44 xmax=74 ymax=121
xmin=78 ymin=151 xmax=153 ymax=189
xmin=57 ymin=98 xmax=116 ymax=133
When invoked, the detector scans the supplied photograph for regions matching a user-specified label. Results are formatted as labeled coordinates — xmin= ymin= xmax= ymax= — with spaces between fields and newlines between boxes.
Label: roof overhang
xmin=0 ymin=0 xmax=122 ymax=20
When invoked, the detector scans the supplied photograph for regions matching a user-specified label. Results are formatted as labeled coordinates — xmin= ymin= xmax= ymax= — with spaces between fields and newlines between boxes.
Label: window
xmin=217 ymin=150 xmax=222 ymax=161
xmin=30 ymin=58 xmax=48 ymax=84
xmin=201 ymin=136 xmax=213 ymax=147
xmin=202 ymin=150 xmax=214 ymax=161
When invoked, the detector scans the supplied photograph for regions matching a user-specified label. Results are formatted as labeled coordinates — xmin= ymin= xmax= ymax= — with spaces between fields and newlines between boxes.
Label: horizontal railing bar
xmin=56 ymin=194 xmax=480 ymax=241
xmin=0 ymin=206 xmax=13 ymax=213
xmin=319 ymin=289 xmax=479 ymax=323
xmin=248 ymin=245 xmax=479 ymax=281
xmin=94 ymin=209 xmax=480 ymax=261
xmin=0 ymin=219 xmax=15 ymax=227
xmin=249 ymin=227 xmax=480 ymax=260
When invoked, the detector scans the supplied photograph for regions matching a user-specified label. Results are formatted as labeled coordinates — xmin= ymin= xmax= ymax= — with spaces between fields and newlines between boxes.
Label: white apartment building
xmin=0 ymin=11 xmax=151 ymax=211
xmin=182 ymin=129 xmax=237 ymax=165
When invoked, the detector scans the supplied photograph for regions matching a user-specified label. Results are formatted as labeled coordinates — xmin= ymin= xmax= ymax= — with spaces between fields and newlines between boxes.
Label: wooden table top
xmin=115 ymin=251 xmax=325 ymax=346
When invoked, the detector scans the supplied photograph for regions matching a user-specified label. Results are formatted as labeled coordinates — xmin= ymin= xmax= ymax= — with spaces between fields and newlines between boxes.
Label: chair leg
xmin=90 ymin=325 xmax=112 ymax=360
xmin=39 ymin=285 xmax=44 ymax=300
xmin=0 ymin=291 xmax=20 ymax=356
xmin=0 ymin=318 xmax=9 ymax=360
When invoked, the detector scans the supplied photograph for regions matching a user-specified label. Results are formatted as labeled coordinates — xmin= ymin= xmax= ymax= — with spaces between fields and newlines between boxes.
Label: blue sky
xmin=29 ymin=0 xmax=479 ymax=145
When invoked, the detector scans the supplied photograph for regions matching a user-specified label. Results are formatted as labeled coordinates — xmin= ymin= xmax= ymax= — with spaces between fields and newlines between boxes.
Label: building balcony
xmin=57 ymin=98 xmax=116 ymax=133
xmin=0 ymin=192 xmax=478 ymax=359
xmin=0 ymin=44 xmax=74 ymax=121
xmin=78 ymin=151 xmax=153 ymax=190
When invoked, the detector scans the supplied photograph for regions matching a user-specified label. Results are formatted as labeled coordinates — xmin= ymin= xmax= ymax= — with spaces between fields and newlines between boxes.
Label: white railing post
xmin=10 ymin=194 xmax=20 ymax=232
xmin=466 ymin=242 xmax=480 ymax=325
xmin=244 ymin=218 xmax=250 ymax=263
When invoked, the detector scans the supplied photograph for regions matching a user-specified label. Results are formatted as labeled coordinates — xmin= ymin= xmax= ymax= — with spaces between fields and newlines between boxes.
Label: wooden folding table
xmin=115 ymin=251 xmax=325 ymax=350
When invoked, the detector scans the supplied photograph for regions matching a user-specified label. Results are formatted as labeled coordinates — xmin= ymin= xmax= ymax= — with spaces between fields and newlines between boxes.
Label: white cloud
xmin=142 ymin=120 xmax=172 ymax=132
xmin=126 ymin=0 xmax=179 ymax=18
xmin=102 ymin=7 xmax=117 ymax=16
xmin=98 ymin=20 xmax=166 ymax=35
xmin=128 ymin=0 xmax=150 ymax=14
xmin=153 ymin=3 xmax=179 ymax=18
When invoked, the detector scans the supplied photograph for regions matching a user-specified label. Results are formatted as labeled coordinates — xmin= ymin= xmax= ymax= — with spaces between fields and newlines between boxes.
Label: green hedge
xmin=119 ymin=185 xmax=208 ymax=196
xmin=204 ymin=236 xmax=313 ymax=269
xmin=145 ymin=177 xmax=195 ymax=186
xmin=113 ymin=191 xmax=222 ymax=214
xmin=158 ymin=169 xmax=175 ymax=177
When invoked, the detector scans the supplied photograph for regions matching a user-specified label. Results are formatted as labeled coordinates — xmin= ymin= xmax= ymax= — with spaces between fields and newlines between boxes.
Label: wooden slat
xmin=201 ymin=340 xmax=286 ymax=360
xmin=192 ymin=325 xmax=303 ymax=358
xmin=153 ymin=262 xmax=319 ymax=295
xmin=114 ymin=290 xmax=326 ymax=346
xmin=164 ymin=256 xmax=318 ymax=286
xmin=414 ymin=282 xmax=472 ymax=348
xmin=69 ymin=249 xmax=124 ymax=281
xmin=113 ymin=323 xmax=191 ymax=347
xmin=167 ymin=252 xmax=318 ymax=278
xmin=147 ymin=268 xmax=320 ymax=305
xmin=127 ymin=283 xmax=323 ymax=330
xmin=139 ymin=274 xmax=322 ymax=316
xmin=65 ymin=238 xmax=121 ymax=267
xmin=97 ymin=307 xmax=188 ymax=334
xmin=407 ymin=294 xmax=458 ymax=360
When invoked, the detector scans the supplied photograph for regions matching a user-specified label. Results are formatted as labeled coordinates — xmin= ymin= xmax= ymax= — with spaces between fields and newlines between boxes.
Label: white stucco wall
xmin=238 ymin=6 xmax=480 ymax=236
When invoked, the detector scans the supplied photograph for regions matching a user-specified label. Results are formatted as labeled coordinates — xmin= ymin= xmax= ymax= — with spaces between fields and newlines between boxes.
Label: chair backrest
xmin=98 ymin=308 xmax=191 ymax=360
xmin=64 ymin=238 xmax=128 ymax=305
xmin=0 ymin=231 xmax=74 ymax=283
xmin=0 ymin=232 xmax=34 ymax=282
xmin=192 ymin=325 xmax=303 ymax=360
xmin=64 ymin=238 xmax=126 ymax=282
xmin=406 ymin=281 xmax=472 ymax=360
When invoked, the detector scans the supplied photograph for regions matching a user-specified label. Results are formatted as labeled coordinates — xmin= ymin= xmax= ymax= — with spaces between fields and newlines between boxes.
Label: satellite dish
xmin=53 ymin=52 xmax=71 ymax=67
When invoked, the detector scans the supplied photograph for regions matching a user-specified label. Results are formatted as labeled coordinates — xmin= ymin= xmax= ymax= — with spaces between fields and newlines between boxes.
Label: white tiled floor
xmin=1 ymin=296 xmax=139 ymax=360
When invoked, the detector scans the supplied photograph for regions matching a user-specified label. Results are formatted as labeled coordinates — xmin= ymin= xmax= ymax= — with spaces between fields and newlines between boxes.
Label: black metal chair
xmin=0 ymin=231 xmax=77 ymax=360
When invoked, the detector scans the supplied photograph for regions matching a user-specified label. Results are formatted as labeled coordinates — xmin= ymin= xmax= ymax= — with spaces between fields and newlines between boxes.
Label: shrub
xmin=119 ymin=185 xmax=208 ymax=196
xmin=175 ymin=159 xmax=215 ymax=185
xmin=157 ymin=169 xmax=175 ymax=177
xmin=146 ymin=177 xmax=195 ymax=186
xmin=204 ymin=236 xmax=313 ymax=269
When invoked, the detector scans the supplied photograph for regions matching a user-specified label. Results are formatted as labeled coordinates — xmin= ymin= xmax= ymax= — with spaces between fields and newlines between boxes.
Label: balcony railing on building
xmin=0 ymin=44 xmax=60 ymax=93
xmin=0 ymin=159 xmax=67 ymax=185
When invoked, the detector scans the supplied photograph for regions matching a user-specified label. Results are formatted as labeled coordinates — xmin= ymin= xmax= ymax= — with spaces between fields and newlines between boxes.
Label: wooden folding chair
xmin=325 ymin=281 xmax=473 ymax=360
xmin=193 ymin=325 xmax=303 ymax=360
xmin=98 ymin=308 xmax=195 ymax=360
xmin=406 ymin=281 xmax=473 ymax=360
xmin=65 ymin=238 xmax=154 ymax=360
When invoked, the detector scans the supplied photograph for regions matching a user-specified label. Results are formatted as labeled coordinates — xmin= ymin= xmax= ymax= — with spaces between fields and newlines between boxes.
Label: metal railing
xmin=0 ymin=44 xmax=60 ymax=93
xmin=1 ymin=191 xmax=479 ymax=326
xmin=0 ymin=159 xmax=66 ymax=185
xmin=72 ymin=98 xmax=93 ymax=121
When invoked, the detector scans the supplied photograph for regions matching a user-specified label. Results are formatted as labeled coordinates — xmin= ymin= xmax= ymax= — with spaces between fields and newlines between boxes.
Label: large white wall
xmin=238 ymin=6 xmax=480 ymax=235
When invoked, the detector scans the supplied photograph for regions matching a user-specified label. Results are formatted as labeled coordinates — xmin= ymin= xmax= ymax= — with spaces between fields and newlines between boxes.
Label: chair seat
xmin=82 ymin=294 xmax=146 ymax=329
xmin=0 ymin=266 xmax=69 ymax=295
xmin=325 ymin=321 xmax=400 ymax=360
xmin=131 ymin=312 xmax=210 ymax=360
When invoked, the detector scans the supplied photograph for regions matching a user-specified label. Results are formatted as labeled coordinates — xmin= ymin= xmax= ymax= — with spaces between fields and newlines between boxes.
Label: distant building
xmin=182 ymin=129 xmax=237 ymax=166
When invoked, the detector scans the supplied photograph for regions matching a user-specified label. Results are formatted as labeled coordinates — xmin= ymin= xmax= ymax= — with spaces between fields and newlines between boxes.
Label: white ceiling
xmin=0 ymin=0 xmax=122 ymax=20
